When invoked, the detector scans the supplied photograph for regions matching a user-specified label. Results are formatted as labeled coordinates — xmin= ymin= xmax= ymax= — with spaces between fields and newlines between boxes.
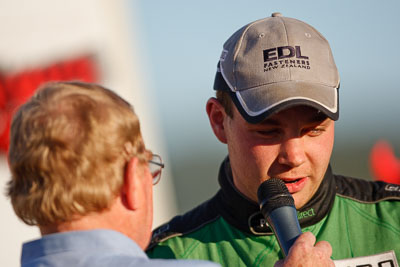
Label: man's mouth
xmin=283 ymin=178 xmax=301 ymax=184
xmin=280 ymin=177 xmax=308 ymax=193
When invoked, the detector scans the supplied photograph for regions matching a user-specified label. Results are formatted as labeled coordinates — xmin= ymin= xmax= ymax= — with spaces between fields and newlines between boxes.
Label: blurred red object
xmin=370 ymin=140 xmax=400 ymax=184
xmin=0 ymin=55 xmax=98 ymax=153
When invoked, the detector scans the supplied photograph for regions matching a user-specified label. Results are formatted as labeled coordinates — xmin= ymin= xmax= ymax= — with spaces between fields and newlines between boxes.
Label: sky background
xmin=132 ymin=1 xmax=400 ymax=213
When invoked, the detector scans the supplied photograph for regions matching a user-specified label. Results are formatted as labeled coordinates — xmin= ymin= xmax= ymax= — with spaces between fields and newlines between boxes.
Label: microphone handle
xmin=266 ymin=206 xmax=302 ymax=256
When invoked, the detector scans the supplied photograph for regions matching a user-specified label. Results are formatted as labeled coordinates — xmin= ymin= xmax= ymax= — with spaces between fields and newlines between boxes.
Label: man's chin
xmin=293 ymin=193 xmax=313 ymax=210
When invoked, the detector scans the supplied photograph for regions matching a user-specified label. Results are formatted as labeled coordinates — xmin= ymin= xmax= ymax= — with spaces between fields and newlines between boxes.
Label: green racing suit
xmin=147 ymin=158 xmax=400 ymax=267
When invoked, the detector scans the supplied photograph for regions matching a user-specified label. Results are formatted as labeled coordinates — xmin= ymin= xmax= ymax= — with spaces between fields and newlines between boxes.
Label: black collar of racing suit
xmin=215 ymin=157 xmax=336 ymax=235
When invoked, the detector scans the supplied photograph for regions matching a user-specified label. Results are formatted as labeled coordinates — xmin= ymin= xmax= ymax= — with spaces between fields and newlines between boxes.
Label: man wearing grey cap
xmin=147 ymin=13 xmax=400 ymax=266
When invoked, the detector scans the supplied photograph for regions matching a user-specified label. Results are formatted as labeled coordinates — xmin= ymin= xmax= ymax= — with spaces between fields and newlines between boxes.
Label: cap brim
xmin=230 ymin=81 xmax=339 ymax=124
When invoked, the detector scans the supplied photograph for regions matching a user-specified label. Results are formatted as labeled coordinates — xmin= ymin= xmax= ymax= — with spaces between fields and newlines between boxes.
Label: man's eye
xmin=306 ymin=128 xmax=325 ymax=137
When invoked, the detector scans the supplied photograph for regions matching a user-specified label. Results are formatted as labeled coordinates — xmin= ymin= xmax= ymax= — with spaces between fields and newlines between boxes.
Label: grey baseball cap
xmin=213 ymin=12 xmax=340 ymax=123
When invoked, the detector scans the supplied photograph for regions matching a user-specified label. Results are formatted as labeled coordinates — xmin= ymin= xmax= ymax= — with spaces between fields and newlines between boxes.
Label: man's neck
xmin=39 ymin=212 xmax=111 ymax=235
xmin=38 ymin=197 xmax=151 ymax=250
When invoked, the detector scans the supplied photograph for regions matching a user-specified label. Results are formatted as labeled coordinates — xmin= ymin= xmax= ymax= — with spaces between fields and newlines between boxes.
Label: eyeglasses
xmin=148 ymin=154 xmax=164 ymax=185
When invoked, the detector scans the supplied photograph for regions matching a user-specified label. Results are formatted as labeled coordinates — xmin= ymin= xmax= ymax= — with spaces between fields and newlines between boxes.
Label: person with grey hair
xmin=6 ymin=81 xmax=219 ymax=267
xmin=147 ymin=13 xmax=400 ymax=267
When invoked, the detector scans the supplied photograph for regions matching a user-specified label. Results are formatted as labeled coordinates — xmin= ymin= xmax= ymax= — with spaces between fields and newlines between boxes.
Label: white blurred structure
xmin=0 ymin=1 xmax=178 ymax=266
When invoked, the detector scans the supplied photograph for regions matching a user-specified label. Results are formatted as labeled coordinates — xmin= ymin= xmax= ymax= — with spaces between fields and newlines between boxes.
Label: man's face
xmin=222 ymin=105 xmax=334 ymax=209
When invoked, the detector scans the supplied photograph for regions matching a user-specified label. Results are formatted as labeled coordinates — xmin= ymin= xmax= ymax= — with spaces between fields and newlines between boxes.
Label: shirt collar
xmin=21 ymin=229 xmax=147 ymax=263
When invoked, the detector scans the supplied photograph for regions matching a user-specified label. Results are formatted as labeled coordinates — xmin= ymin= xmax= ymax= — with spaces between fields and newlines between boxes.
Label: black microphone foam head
xmin=257 ymin=178 xmax=295 ymax=217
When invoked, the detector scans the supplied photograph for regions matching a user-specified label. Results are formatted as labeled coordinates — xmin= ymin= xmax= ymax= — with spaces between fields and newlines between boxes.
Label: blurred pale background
xmin=1 ymin=1 xmax=400 ymax=266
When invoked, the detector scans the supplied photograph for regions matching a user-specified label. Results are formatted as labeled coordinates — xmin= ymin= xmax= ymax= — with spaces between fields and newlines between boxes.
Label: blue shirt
xmin=21 ymin=229 xmax=219 ymax=267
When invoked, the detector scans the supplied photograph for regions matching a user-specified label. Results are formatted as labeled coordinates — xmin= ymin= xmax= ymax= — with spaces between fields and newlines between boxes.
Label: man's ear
xmin=122 ymin=157 xmax=140 ymax=211
xmin=206 ymin=97 xmax=227 ymax=144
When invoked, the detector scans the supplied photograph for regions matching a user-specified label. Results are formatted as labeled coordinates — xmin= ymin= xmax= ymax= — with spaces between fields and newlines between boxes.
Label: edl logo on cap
xmin=263 ymin=45 xmax=310 ymax=72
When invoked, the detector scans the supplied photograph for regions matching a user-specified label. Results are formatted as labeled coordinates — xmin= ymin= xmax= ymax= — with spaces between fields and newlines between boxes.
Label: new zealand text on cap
xmin=213 ymin=12 xmax=340 ymax=123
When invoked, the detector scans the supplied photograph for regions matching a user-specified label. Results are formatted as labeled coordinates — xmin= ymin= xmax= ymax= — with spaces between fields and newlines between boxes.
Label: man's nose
xmin=278 ymin=137 xmax=306 ymax=167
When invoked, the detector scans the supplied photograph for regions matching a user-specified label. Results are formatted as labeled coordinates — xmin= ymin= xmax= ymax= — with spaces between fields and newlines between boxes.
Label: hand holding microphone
xmin=257 ymin=178 xmax=334 ymax=266
xmin=274 ymin=232 xmax=334 ymax=267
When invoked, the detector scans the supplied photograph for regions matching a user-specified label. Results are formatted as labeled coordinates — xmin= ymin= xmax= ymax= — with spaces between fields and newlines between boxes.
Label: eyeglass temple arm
xmin=148 ymin=160 xmax=164 ymax=168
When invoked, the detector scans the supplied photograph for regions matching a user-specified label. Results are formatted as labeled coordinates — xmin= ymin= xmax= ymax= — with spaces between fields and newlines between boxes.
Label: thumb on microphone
xmin=273 ymin=232 xmax=334 ymax=267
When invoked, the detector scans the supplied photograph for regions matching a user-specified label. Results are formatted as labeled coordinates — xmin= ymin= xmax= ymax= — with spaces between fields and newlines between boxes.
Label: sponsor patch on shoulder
xmin=334 ymin=250 xmax=398 ymax=267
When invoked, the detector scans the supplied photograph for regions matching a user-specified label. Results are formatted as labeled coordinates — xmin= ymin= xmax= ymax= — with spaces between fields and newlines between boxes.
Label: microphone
xmin=257 ymin=178 xmax=302 ymax=256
